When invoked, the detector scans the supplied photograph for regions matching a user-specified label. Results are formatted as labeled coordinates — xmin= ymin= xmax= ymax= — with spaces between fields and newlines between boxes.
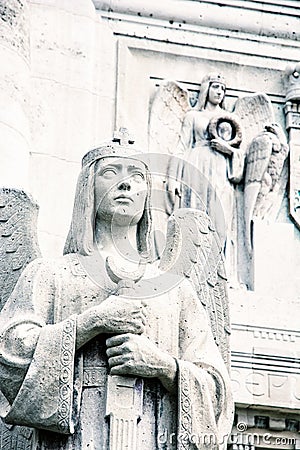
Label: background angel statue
xmin=149 ymin=73 xmax=289 ymax=286
xmin=150 ymin=73 xmax=244 ymax=258
xmin=0 ymin=133 xmax=233 ymax=449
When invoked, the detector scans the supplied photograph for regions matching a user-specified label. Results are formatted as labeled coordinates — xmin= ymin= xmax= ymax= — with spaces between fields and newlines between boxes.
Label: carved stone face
xmin=208 ymin=82 xmax=225 ymax=105
xmin=217 ymin=120 xmax=233 ymax=141
xmin=94 ymin=157 xmax=148 ymax=226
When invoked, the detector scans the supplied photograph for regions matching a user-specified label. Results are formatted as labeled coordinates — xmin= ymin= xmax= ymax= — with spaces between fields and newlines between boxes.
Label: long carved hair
xmin=63 ymin=157 xmax=152 ymax=258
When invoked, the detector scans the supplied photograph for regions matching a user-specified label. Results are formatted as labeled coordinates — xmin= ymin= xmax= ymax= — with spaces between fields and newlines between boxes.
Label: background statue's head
xmin=64 ymin=131 xmax=152 ymax=258
xmin=198 ymin=73 xmax=226 ymax=110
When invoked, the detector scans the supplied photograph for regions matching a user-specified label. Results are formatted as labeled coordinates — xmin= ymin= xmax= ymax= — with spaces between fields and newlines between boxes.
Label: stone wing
xmin=233 ymin=92 xmax=275 ymax=155
xmin=148 ymin=80 xmax=191 ymax=155
xmin=159 ymin=209 xmax=230 ymax=370
xmin=243 ymin=130 xmax=273 ymax=250
xmin=0 ymin=189 xmax=41 ymax=311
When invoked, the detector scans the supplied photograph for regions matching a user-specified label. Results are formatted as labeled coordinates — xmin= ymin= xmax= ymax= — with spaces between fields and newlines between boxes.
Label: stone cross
xmin=112 ymin=128 xmax=135 ymax=145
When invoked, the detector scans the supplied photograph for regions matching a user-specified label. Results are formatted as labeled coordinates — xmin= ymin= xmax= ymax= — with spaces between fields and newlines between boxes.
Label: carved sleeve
xmin=0 ymin=259 xmax=78 ymax=435
xmin=227 ymin=146 xmax=245 ymax=183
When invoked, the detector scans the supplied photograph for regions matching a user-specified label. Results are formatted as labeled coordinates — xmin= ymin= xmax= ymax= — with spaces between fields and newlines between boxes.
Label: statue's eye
xmin=101 ymin=168 xmax=117 ymax=178
xmin=132 ymin=172 xmax=145 ymax=182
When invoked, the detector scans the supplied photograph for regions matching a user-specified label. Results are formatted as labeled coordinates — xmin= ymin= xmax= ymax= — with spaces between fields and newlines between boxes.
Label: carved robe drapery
xmin=0 ymin=253 xmax=233 ymax=449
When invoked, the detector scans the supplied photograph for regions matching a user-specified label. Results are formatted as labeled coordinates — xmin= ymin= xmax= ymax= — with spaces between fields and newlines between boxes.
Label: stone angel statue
xmin=149 ymin=73 xmax=289 ymax=261
xmin=0 ymin=132 xmax=233 ymax=449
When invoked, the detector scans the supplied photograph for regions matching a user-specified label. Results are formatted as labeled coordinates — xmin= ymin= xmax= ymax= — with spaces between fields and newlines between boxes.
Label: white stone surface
xmin=252 ymin=220 xmax=300 ymax=298
xmin=0 ymin=0 xmax=31 ymax=190
xmin=29 ymin=153 xmax=80 ymax=256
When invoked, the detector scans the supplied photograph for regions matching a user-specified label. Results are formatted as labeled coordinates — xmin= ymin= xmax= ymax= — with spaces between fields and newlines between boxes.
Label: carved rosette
xmin=284 ymin=63 xmax=300 ymax=229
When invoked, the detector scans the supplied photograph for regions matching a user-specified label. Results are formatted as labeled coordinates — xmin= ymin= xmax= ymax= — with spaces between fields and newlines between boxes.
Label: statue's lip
xmin=114 ymin=195 xmax=133 ymax=202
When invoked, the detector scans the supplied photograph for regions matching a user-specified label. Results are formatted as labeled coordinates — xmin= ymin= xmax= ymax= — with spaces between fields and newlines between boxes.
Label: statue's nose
xmin=118 ymin=181 xmax=131 ymax=191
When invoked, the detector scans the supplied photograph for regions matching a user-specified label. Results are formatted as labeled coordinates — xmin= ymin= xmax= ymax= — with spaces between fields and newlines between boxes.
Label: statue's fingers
xmin=106 ymin=345 xmax=124 ymax=358
xmin=110 ymin=360 xmax=135 ymax=375
xmin=106 ymin=333 xmax=130 ymax=347
xmin=108 ymin=354 xmax=129 ymax=368
xmin=110 ymin=365 xmax=129 ymax=375
xmin=131 ymin=313 xmax=146 ymax=329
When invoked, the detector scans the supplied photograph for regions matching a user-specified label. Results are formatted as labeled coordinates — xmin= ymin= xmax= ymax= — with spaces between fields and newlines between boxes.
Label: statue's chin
xmin=108 ymin=208 xmax=144 ymax=228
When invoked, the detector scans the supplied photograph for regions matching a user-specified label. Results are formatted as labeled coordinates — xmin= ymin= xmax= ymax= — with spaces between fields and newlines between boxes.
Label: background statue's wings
xmin=0 ymin=189 xmax=41 ymax=310
xmin=148 ymin=80 xmax=191 ymax=155
xmin=159 ymin=209 xmax=230 ymax=370
xmin=233 ymin=93 xmax=275 ymax=155
xmin=243 ymin=125 xmax=289 ymax=251
xmin=0 ymin=189 xmax=41 ymax=447
xmin=233 ymin=93 xmax=284 ymax=251
xmin=148 ymin=81 xmax=191 ymax=257
xmin=243 ymin=129 xmax=273 ymax=251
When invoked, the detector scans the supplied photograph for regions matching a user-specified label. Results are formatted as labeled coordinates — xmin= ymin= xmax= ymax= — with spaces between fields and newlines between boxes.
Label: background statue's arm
xmin=210 ymin=137 xmax=245 ymax=183
xmin=177 ymin=110 xmax=194 ymax=154
xmin=210 ymin=137 xmax=234 ymax=156
xmin=227 ymin=146 xmax=245 ymax=183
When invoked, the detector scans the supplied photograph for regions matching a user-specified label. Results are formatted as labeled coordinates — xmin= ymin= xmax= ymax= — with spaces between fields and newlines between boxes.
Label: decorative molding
xmin=231 ymin=351 xmax=300 ymax=374
xmin=94 ymin=0 xmax=300 ymax=42
xmin=231 ymin=323 xmax=300 ymax=343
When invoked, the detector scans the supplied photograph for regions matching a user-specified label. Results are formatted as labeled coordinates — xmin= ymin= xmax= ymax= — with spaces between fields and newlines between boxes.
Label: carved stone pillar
xmin=0 ymin=0 xmax=31 ymax=189
xmin=284 ymin=63 xmax=300 ymax=229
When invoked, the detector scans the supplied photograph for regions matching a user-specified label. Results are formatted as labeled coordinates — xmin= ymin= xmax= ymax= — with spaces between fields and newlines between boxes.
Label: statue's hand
xmin=98 ymin=297 xmax=146 ymax=335
xmin=210 ymin=138 xmax=233 ymax=156
xmin=76 ymin=298 xmax=146 ymax=348
xmin=106 ymin=333 xmax=177 ymax=391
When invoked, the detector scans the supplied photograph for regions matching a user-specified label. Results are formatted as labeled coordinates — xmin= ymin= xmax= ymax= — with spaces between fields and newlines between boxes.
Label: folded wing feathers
xmin=0 ymin=189 xmax=41 ymax=310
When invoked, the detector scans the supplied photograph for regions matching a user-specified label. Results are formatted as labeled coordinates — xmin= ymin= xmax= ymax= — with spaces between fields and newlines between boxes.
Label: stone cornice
xmin=94 ymin=0 xmax=300 ymax=41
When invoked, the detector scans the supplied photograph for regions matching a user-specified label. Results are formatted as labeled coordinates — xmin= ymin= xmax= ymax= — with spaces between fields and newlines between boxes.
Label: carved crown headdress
xmin=205 ymin=73 xmax=226 ymax=85
xmin=82 ymin=128 xmax=148 ymax=168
